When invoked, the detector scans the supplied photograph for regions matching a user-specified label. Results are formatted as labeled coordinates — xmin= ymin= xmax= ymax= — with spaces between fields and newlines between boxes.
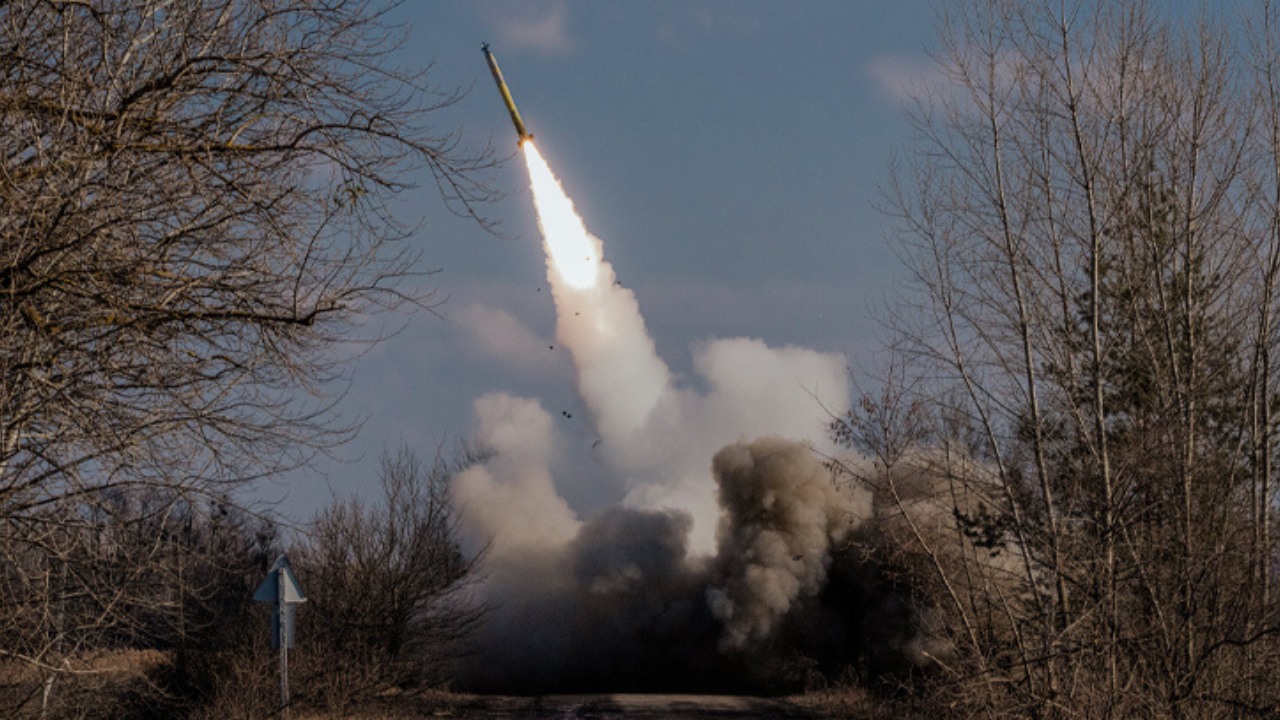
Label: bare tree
xmin=852 ymin=0 xmax=1280 ymax=716
xmin=0 ymin=492 xmax=281 ymax=717
xmin=292 ymin=446 xmax=484 ymax=710
xmin=0 ymin=0 xmax=498 ymax=709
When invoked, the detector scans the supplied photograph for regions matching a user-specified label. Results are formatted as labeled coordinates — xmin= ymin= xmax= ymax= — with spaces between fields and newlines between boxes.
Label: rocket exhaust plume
xmin=521 ymin=140 xmax=672 ymax=449
xmin=453 ymin=114 xmax=929 ymax=691
xmin=524 ymin=144 xmax=600 ymax=290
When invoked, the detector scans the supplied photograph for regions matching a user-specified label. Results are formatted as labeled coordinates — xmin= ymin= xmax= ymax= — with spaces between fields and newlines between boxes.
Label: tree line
xmin=833 ymin=0 xmax=1280 ymax=716
xmin=0 ymin=0 xmax=492 ymax=716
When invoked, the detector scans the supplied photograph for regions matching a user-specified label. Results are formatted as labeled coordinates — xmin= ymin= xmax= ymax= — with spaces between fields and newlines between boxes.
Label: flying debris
xmin=482 ymin=43 xmax=533 ymax=145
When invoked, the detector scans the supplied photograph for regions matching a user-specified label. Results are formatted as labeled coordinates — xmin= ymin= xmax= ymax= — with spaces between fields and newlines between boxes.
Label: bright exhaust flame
xmin=523 ymin=142 xmax=601 ymax=290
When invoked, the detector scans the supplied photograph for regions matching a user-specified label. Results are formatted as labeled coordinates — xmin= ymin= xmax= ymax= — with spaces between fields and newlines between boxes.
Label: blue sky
xmin=269 ymin=0 xmax=939 ymax=518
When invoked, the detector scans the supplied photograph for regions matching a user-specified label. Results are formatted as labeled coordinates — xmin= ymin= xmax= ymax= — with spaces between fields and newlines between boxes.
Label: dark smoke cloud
xmin=708 ymin=438 xmax=867 ymax=650
xmin=457 ymin=506 xmax=718 ymax=694
xmin=455 ymin=437 xmax=922 ymax=695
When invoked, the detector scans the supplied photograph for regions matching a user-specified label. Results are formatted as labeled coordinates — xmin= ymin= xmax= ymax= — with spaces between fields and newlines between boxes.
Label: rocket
xmin=482 ymin=43 xmax=533 ymax=145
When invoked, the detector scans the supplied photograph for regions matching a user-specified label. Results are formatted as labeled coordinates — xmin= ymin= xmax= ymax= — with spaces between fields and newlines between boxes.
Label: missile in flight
xmin=482 ymin=43 xmax=532 ymax=145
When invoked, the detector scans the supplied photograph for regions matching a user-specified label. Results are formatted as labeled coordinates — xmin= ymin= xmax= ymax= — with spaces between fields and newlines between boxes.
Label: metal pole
xmin=279 ymin=576 xmax=288 ymax=719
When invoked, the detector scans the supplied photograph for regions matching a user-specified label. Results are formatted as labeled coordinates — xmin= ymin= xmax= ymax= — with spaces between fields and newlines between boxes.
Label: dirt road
xmin=437 ymin=693 xmax=821 ymax=719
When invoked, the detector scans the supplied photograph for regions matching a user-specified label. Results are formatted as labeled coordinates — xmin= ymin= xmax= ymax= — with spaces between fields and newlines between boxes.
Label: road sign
xmin=254 ymin=555 xmax=307 ymax=603
xmin=254 ymin=555 xmax=306 ymax=648
xmin=254 ymin=554 xmax=307 ymax=717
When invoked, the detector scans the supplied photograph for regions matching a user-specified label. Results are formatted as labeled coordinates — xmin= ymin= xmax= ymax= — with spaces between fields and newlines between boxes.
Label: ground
xmin=432 ymin=694 xmax=818 ymax=719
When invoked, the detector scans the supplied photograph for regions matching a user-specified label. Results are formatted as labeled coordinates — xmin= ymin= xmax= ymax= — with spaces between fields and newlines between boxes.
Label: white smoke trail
xmin=523 ymin=143 xmax=671 ymax=446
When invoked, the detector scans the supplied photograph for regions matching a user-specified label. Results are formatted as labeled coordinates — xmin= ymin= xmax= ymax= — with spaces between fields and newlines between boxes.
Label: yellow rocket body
xmin=482 ymin=44 xmax=532 ymax=145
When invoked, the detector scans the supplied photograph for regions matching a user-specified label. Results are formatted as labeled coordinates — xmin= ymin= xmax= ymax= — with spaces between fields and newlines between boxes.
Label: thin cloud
xmin=870 ymin=49 xmax=1034 ymax=111
xmin=454 ymin=303 xmax=558 ymax=376
xmin=866 ymin=53 xmax=940 ymax=104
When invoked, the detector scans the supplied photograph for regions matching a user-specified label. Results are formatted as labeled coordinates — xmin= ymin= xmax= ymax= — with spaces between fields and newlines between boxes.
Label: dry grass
xmin=0 ymin=649 xmax=173 ymax=718
xmin=792 ymin=684 xmax=933 ymax=720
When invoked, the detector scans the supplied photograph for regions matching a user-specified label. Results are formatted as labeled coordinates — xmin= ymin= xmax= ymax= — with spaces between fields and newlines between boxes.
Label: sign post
xmin=254 ymin=554 xmax=306 ymax=718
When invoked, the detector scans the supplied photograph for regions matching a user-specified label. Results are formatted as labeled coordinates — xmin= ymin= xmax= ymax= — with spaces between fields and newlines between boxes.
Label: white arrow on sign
xmin=254 ymin=555 xmax=307 ymax=604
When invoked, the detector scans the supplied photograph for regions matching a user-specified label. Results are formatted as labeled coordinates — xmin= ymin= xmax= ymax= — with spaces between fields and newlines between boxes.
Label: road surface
xmin=436 ymin=694 xmax=822 ymax=719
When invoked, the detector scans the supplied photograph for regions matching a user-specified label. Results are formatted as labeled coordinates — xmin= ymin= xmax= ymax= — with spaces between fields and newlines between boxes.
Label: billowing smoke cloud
xmin=455 ymin=436 xmax=894 ymax=694
xmin=452 ymin=392 xmax=578 ymax=563
xmin=449 ymin=144 xmax=914 ymax=693
xmin=708 ymin=438 xmax=869 ymax=650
